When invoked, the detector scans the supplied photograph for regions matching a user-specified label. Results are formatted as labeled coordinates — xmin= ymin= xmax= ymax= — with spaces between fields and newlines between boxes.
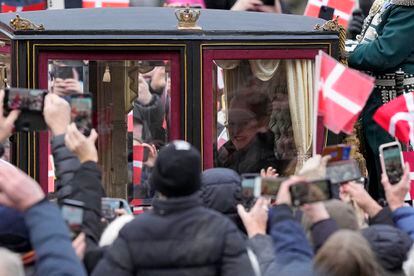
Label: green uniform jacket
xmin=349 ymin=4 xmax=414 ymax=74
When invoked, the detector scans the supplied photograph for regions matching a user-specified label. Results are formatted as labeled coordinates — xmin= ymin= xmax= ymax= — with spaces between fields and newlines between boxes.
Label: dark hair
xmin=230 ymin=89 xmax=272 ymax=124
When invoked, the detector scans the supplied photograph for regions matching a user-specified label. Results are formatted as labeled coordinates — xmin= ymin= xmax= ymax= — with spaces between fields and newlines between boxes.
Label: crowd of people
xmin=0 ymin=88 xmax=414 ymax=276
xmin=2 ymin=0 xmax=414 ymax=275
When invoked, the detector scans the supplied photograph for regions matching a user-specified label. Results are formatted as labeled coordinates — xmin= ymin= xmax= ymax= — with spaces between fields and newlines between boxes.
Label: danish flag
xmin=82 ymin=0 xmax=128 ymax=8
xmin=304 ymin=0 xmax=355 ymax=27
xmin=373 ymin=93 xmax=414 ymax=146
xmin=316 ymin=51 xmax=374 ymax=134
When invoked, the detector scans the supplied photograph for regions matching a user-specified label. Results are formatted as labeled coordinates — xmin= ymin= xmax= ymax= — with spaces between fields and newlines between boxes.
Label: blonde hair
xmin=0 ymin=248 xmax=24 ymax=276
xmin=314 ymin=230 xmax=383 ymax=276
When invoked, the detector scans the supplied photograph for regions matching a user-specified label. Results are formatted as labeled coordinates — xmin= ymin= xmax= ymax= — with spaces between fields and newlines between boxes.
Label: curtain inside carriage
xmin=215 ymin=59 xmax=315 ymax=173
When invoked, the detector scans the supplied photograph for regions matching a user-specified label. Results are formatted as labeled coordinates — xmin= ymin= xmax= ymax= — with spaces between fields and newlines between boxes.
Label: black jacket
xmin=92 ymin=193 xmax=254 ymax=276
xmin=217 ymin=131 xmax=279 ymax=174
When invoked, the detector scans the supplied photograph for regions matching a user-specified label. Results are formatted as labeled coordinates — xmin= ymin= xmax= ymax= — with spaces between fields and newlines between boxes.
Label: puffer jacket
xmin=393 ymin=206 xmax=414 ymax=240
xmin=200 ymin=168 xmax=245 ymax=232
xmin=92 ymin=193 xmax=254 ymax=276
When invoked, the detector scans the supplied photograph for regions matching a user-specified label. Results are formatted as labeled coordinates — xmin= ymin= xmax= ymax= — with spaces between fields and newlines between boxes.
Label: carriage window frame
xmin=202 ymin=47 xmax=328 ymax=170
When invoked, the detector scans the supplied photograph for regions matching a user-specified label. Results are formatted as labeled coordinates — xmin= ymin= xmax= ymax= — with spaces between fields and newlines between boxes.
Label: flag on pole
xmin=373 ymin=93 xmax=414 ymax=146
xmin=82 ymin=0 xmax=128 ymax=8
xmin=316 ymin=51 xmax=374 ymax=134
xmin=403 ymin=152 xmax=414 ymax=202
xmin=1 ymin=0 xmax=46 ymax=12
xmin=304 ymin=0 xmax=355 ymax=27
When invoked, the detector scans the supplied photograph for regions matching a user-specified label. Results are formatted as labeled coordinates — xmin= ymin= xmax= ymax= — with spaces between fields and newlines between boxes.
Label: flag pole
xmin=313 ymin=51 xmax=322 ymax=156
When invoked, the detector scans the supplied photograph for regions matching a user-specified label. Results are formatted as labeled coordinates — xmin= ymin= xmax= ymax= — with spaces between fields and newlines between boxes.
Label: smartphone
xmin=241 ymin=174 xmax=260 ymax=199
xmin=101 ymin=197 xmax=133 ymax=221
xmin=289 ymin=179 xmax=332 ymax=207
xmin=379 ymin=141 xmax=404 ymax=185
xmin=252 ymin=177 xmax=287 ymax=198
xmin=326 ymin=159 xmax=362 ymax=184
xmin=4 ymin=88 xmax=48 ymax=131
xmin=70 ymin=94 xmax=92 ymax=136
xmin=61 ymin=199 xmax=85 ymax=239
xmin=318 ymin=5 xmax=335 ymax=21
xmin=54 ymin=66 xmax=74 ymax=80
xmin=322 ymin=144 xmax=352 ymax=163
xmin=4 ymin=88 xmax=47 ymax=112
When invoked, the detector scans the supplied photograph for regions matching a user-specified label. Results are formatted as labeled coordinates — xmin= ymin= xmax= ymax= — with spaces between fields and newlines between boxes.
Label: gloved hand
xmin=347 ymin=9 xmax=365 ymax=40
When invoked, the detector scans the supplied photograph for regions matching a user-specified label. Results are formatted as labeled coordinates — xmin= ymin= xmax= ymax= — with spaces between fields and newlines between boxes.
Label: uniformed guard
xmin=348 ymin=0 xmax=414 ymax=200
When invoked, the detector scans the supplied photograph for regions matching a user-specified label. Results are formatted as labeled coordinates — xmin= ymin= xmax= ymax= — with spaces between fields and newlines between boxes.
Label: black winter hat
xmin=362 ymin=225 xmax=413 ymax=273
xmin=150 ymin=140 xmax=201 ymax=197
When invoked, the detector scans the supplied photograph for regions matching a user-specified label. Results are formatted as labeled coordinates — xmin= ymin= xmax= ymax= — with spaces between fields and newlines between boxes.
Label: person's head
xmin=200 ymin=168 xmax=245 ymax=231
xmin=362 ymin=225 xmax=413 ymax=275
xmin=315 ymin=230 xmax=383 ymax=276
xmin=0 ymin=248 xmax=24 ymax=276
xmin=227 ymin=89 xmax=272 ymax=150
xmin=150 ymin=140 xmax=201 ymax=198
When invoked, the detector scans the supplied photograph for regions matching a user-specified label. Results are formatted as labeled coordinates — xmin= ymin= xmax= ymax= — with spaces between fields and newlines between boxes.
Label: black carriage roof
xmin=0 ymin=7 xmax=336 ymax=40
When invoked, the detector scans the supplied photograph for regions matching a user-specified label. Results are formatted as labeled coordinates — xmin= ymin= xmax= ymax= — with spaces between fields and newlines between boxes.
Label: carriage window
xmin=213 ymin=59 xmax=314 ymax=175
xmin=47 ymin=60 xmax=172 ymax=203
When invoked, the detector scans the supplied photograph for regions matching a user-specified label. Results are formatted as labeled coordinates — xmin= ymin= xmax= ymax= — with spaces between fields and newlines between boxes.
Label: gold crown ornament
xmin=175 ymin=6 xmax=202 ymax=30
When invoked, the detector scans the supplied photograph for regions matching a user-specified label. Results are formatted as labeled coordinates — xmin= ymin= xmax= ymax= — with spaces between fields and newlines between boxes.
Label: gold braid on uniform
xmin=391 ymin=0 xmax=414 ymax=5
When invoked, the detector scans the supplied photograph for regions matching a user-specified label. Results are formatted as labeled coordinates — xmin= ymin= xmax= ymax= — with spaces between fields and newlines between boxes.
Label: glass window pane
xmin=213 ymin=59 xmax=314 ymax=176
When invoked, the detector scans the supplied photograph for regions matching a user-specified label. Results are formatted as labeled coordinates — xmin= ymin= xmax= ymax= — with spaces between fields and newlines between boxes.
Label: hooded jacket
xmin=362 ymin=224 xmax=413 ymax=274
xmin=200 ymin=168 xmax=245 ymax=232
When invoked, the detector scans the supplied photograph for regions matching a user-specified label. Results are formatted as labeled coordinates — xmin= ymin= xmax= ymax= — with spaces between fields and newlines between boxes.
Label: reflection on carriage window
xmin=130 ymin=62 xmax=171 ymax=201
xmin=214 ymin=59 xmax=314 ymax=175
xmin=46 ymin=59 xmax=171 ymax=203
xmin=48 ymin=60 xmax=87 ymax=96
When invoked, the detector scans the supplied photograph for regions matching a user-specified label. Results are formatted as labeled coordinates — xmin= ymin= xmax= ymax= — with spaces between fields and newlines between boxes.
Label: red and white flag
xmin=304 ymin=0 xmax=355 ymax=27
xmin=133 ymin=144 xmax=144 ymax=185
xmin=316 ymin=51 xmax=374 ymax=134
xmin=373 ymin=93 xmax=414 ymax=145
xmin=402 ymin=152 xmax=414 ymax=202
xmin=83 ymin=0 xmax=128 ymax=8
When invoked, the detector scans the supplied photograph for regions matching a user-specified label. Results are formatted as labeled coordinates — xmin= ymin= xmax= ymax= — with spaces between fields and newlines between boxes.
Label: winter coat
xmin=25 ymin=200 xmax=87 ymax=276
xmin=362 ymin=224 xmax=413 ymax=274
xmin=393 ymin=206 xmax=414 ymax=240
xmin=217 ymin=131 xmax=280 ymax=174
xmin=264 ymin=204 xmax=314 ymax=276
xmin=310 ymin=218 xmax=338 ymax=253
xmin=200 ymin=168 xmax=245 ymax=232
xmin=51 ymin=134 xmax=81 ymax=190
xmin=369 ymin=207 xmax=394 ymax=226
xmin=92 ymin=193 xmax=254 ymax=276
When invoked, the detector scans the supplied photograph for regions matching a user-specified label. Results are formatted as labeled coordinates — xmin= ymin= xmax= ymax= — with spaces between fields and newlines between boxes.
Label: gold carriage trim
xmin=10 ymin=15 xmax=45 ymax=31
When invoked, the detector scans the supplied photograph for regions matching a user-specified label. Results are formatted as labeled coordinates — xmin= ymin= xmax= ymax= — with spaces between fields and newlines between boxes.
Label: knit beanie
xmin=150 ymin=140 xmax=201 ymax=197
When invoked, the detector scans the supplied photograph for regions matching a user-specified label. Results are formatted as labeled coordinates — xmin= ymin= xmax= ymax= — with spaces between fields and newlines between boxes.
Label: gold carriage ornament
xmin=9 ymin=15 xmax=44 ymax=31
xmin=175 ymin=6 xmax=202 ymax=31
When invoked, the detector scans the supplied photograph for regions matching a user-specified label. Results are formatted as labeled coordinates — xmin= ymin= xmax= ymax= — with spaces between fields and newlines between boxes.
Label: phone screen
xmin=241 ymin=174 xmax=259 ymax=199
xmin=290 ymin=179 xmax=332 ymax=207
xmin=383 ymin=145 xmax=404 ymax=184
xmin=61 ymin=204 xmax=84 ymax=238
xmin=260 ymin=178 xmax=286 ymax=198
xmin=70 ymin=95 xmax=92 ymax=136
xmin=6 ymin=88 xmax=46 ymax=112
xmin=101 ymin=198 xmax=121 ymax=221
xmin=326 ymin=160 xmax=362 ymax=184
